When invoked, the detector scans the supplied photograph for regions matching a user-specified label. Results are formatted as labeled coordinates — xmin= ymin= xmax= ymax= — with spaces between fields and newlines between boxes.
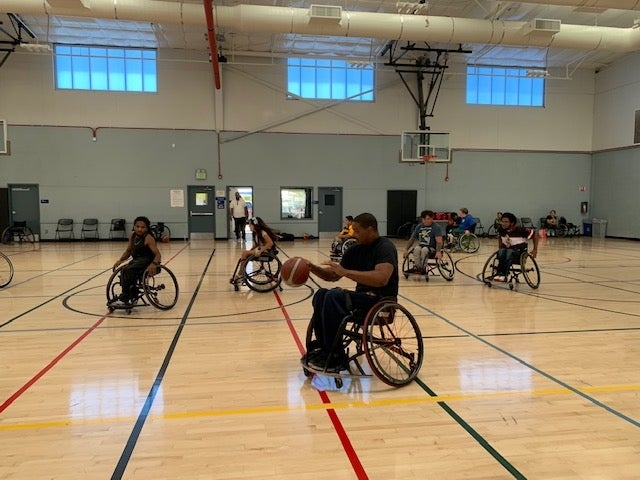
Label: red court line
xmin=273 ymin=290 xmax=369 ymax=480
xmin=1 ymin=243 xmax=190 ymax=414
xmin=0 ymin=317 xmax=105 ymax=414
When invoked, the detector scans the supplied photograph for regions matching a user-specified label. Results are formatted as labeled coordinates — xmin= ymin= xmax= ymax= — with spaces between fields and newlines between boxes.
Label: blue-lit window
xmin=287 ymin=58 xmax=374 ymax=101
xmin=54 ymin=45 xmax=157 ymax=92
xmin=466 ymin=66 xmax=544 ymax=107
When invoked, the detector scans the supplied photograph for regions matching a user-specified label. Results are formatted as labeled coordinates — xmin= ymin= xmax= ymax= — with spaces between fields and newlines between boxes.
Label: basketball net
xmin=421 ymin=155 xmax=437 ymax=164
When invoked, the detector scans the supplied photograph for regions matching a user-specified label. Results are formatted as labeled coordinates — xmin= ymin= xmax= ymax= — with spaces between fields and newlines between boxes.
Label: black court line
xmin=110 ymin=248 xmax=215 ymax=480
xmin=403 ymin=295 xmax=640 ymax=429
xmin=0 ymin=267 xmax=111 ymax=329
xmin=2 ymin=253 xmax=103 ymax=289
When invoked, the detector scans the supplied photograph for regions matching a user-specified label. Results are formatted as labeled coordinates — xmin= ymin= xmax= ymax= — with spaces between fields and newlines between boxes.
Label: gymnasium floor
xmin=1 ymin=234 xmax=639 ymax=479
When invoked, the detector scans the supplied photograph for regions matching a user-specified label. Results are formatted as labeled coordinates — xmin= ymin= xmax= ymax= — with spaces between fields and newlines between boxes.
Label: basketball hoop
xmin=421 ymin=155 xmax=437 ymax=163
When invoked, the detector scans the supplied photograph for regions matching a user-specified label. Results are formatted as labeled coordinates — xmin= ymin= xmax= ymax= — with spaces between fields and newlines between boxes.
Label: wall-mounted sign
xmin=195 ymin=168 xmax=207 ymax=180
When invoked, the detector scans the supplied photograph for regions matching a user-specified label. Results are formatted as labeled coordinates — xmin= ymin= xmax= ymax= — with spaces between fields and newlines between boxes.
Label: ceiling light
xmin=526 ymin=69 xmax=549 ymax=77
xmin=396 ymin=2 xmax=430 ymax=15
xmin=20 ymin=43 xmax=52 ymax=53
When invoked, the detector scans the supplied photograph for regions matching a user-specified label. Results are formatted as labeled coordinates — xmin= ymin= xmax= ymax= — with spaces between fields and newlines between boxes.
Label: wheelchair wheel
xmin=487 ymin=224 xmax=499 ymax=237
xmin=20 ymin=227 xmax=35 ymax=244
xmin=481 ymin=251 xmax=499 ymax=284
xmin=459 ymin=233 xmax=479 ymax=253
xmin=0 ymin=251 xmax=14 ymax=288
xmin=520 ymin=252 xmax=540 ymax=289
xmin=244 ymin=252 xmax=282 ymax=292
xmin=341 ymin=238 xmax=357 ymax=255
xmin=105 ymin=265 xmax=125 ymax=306
xmin=363 ymin=301 xmax=424 ymax=387
xmin=556 ymin=224 xmax=568 ymax=238
xmin=1 ymin=227 xmax=12 ymax=245
xmin=143 ymin=265 xmax=179 ymax=309
xmin=436 ymin=251 xmax=455 ymax=281
xmin=402 ymin=254 xmax=416 ymax=279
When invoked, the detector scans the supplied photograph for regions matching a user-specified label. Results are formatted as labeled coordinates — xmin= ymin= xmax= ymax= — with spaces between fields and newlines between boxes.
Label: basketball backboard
xmin=400 ymin=131 xmax=450 ymax=163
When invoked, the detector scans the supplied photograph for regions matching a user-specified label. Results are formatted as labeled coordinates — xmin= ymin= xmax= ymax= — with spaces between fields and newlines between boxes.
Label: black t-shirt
xmin=340 ymin=236 xmax=398 ymax=298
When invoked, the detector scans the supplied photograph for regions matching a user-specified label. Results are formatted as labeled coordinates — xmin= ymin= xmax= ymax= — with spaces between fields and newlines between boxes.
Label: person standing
xmin=230 ymin=191 xmax=249 ymax=240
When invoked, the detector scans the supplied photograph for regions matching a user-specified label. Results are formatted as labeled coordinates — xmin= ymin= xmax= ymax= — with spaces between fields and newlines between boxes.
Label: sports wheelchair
xmin=445 ymin=229 xmax=480 ymax=253
xmin=150 ymin=222 xmax=171 ymax=241
xmin=302 ymin=291 xmax=424 ymax=388
xmin=482 ymin=248 xmax=540 ymax=290
xmin=230 ymin=248 xmax=282 ymax=292
xmin=402 ymin=246 xmax=455 ymax=281
xmin=1 ymin=221 xmax=35 ymax=245
xmin=329 ymin=237 xmax=357 ymax=261
xmin=106 ymin=263 xmax=179 ymax=313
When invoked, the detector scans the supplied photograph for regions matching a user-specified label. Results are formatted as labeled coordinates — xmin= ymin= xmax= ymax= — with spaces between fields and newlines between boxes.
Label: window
xmin=287 ymin=58 xmax=374 ymax=101
xmin=54 ymin=45 xmax=157 ymax=92
xmin=281 ymin=187 xmax=312 ymax=220
xmin=466 ymin=66 xmax=544 ymax=107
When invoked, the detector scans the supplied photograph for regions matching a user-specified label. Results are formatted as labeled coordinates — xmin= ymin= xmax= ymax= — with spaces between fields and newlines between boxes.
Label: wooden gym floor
xmin=0 ymin=234 xmax=639 ymax=479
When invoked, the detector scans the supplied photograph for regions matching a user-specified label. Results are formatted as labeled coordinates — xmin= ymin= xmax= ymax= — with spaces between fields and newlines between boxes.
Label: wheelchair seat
xmin=302 ymin=291 xmax=423 ymax=388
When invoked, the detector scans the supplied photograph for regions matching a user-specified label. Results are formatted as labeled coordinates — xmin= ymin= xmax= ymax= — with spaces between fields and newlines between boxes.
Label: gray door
xmin=9 ymin=184 xmax=40 ymax=236
xmin=188 ymin=185 xmax=215 ymax=240
xmin=318 ymin=187 xmax=343 ymax=233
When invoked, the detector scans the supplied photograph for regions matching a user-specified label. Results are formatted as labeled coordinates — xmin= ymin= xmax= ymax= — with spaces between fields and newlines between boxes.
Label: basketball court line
xmin=2 ymin=381 xmax=639 ymax=432
xmin=403 ymin=295 xmax=640 ymax=429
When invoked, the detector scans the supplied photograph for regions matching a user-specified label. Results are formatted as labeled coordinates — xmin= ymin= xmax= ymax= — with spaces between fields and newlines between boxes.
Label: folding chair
xmin=81 ymin=218 xmax=99 ymax=240
xmin=109 ymin=218 xmax=127 ymax=240
xmin=55 ymin=219 xmax=74 ymax=240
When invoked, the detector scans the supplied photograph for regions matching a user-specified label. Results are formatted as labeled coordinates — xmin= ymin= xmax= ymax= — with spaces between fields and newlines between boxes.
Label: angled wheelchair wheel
xmin=401 ymin=253 xmax=416 ymax=279
xmin=520 ymin=251 xmax=540 ymax=289
xmin=340 ymin=238 xmax=357 ymax=255
xmin=482 ymin=251 xmax=499 ymax=284
xmin=143 ymin=265 xmax=179 ymax=310
xmin=556 ymin=224 xmax=568 ymax=238
xmin=0 ymin=251 xmax=14 ymax=288
xmin=487 ymin=224 xmax=499 ymax=238
xmin=106 ymin=265 xmax=125 ymax=306
xmin=436 ymin=251 xmax=455 ymax=281
xmin=459 ymin=233 xmax=480 ymax=253
xmin=20 ymin=227 xmax=36 ymax=244
xmin=244 ymin=252 xmax=282 ymax=292
xmin=363 ymin=301 xmax=424 ymax=387
xmin=1 ymin=227 xmax=11 ymax=244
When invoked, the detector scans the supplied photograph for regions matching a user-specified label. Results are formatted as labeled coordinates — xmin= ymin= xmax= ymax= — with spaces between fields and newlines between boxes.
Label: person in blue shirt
xmin=450 ymin=207 xmax=476 ymax=236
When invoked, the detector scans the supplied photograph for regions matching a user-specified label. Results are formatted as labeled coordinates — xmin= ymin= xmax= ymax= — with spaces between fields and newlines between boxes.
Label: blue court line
xmin=403 ymin=296 xmax=640 ymax=429
xmin=110 ymin=248 xmax=215 ymax=480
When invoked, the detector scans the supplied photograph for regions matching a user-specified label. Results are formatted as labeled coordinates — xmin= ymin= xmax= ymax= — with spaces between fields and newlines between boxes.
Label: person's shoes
xmin=109 ymin=298 xmax=133 ymax=308
xmin=492 ymin=275 xmax=506 ymax=282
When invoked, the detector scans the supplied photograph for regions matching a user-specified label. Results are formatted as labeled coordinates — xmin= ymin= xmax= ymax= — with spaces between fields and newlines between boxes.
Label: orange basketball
xmin=280 ymin=257 xmax=309 ymax=287
xmin=161 ymin=235 xmax=170 ymax=243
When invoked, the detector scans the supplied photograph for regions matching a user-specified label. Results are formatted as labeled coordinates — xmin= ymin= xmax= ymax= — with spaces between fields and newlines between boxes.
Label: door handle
xmin=190 ymin=211 xmax=214 ymax=216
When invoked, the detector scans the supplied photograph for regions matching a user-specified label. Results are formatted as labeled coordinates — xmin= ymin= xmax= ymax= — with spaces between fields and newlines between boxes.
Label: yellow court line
xmin=1 ymin=383 xmax=638 ymax=432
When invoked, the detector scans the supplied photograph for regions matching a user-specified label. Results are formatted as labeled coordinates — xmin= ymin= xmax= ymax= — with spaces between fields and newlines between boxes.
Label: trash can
xmin=592 ymin=218 xmax=607 ymax=238
xmin=582 ymin=221 xmax=592 ymax=237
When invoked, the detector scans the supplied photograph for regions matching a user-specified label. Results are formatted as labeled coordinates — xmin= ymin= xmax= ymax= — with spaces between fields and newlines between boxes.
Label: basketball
xmin=280 ymin=257 xmax=309 ymax=287
xmin=161 ymin=235 xmax=170 ymax=243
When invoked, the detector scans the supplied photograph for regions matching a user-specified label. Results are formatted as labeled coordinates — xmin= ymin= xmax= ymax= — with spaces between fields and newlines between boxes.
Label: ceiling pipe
xmin=203 ymin=0 xmax=221 ymax=89
xmin=3 ymin=0 xmax=640 ymax=53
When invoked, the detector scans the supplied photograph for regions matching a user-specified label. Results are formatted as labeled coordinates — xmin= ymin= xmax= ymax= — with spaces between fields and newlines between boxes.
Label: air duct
xmin=2 ymin=0 xmax=640 ymax=54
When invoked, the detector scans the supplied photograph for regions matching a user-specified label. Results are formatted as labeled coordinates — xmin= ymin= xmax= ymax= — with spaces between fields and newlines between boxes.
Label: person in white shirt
xmin=230 ymin=191 xmax=248 ymax=240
